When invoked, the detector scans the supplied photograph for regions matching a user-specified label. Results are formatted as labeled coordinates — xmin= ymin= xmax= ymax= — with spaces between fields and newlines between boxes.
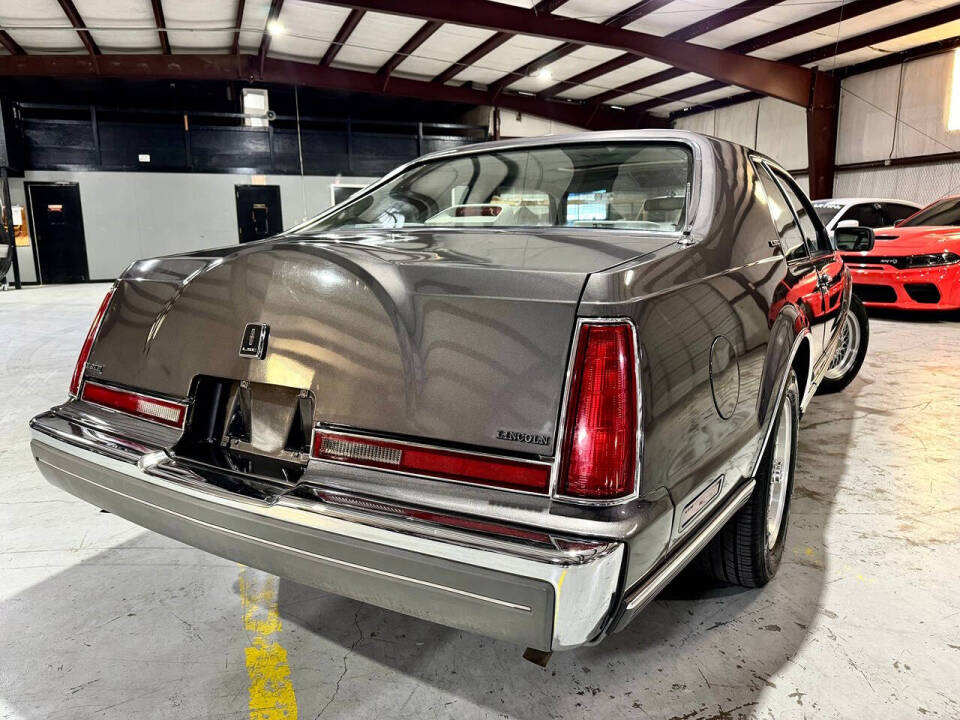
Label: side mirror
xmin=834 ymin=226 xmax=875 ymax=252
xmin=894 ymin=219 xmax=905 ymax=227
xmin=835 ymin=219 xmax=859 ymax=229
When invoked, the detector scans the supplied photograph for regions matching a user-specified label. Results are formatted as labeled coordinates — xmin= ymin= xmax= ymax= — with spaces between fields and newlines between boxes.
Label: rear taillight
xmin=312 ymin=430 xmax=551 ymax=494
xmin=69 ymin=287 xmax=115 ymax=397
xmin=81 ymin=381 xmax=187 ymax=429
xmin=558 ymin=322 xmax=638 ymax=501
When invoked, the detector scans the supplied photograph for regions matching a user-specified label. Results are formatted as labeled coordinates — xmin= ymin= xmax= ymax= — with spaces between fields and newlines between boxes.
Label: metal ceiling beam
xmin=150 ymin=0 xmax=171 ymax=55
xmin=431 ymin=0 xmax=570 ymax=86
xmin=320 ymin=8 xmax=364 ymax=66
xmin=728 ymin=0 xmax=899 ymax=57
xmin=671 ymin=26 xmax=960 ymax=122
xmin=432 ymin=32 xmax=511 ymax=84
xmin=633 ymin=2 xmax=960 ymax=113
xmin=0 ymin=31 xmax=25 ymax=56
xmin=602 ymin=0 xmax=676 ymax=28
xmin=538 ymin=0 xmax=775 ymax=100
xmin=632 ymin=79 xmax=725 ymax=112
xmin=315 ymin=0 xmax=815 ymax=106
xmin=258 ymin=0 xmax=284 ymax=74
xmin=783 ymin=4 xmax=960 ymax=67
xmin=55 ymin=0 xmax=100 ymax=56
xmin=0 ymin=54 xmax=662 ymax=131
xmin=669 ymin=91 xmax=763 ymax=119
xmin=489 ymin=0 xmax=674 ymax=98
xmin=488 ymin=43 xmax=579 ymax=97
xmin=834 ymin=33 xmax=960 ymax=79
xmin=585 ymin=0 xmax=894 ymax=107
xmin=231 ymin=0 xmax=246 ymax=54
xmin=378 ymin=20 xmax=441 ymax=85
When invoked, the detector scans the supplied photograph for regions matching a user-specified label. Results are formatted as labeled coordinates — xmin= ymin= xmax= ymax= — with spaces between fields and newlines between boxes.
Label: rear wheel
xmin=818 ymin=294 xmax=869 ymax=394
xmin=700 ymin=371 xmax=799 ymax=587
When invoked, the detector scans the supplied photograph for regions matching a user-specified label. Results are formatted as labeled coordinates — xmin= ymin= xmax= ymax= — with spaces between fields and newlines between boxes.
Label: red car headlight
xmin=903 ymin=252 xmax=960 ymax=269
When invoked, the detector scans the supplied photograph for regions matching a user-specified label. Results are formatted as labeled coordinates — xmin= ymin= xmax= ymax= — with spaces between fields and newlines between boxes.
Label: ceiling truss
xmin=0 ymin=0 xmax=952 ymax=130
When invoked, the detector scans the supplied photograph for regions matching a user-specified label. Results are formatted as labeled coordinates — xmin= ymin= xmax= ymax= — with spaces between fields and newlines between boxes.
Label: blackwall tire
xmin=818 ymin=294 xmax=869 ymax=395
xmin=699 ymin=370 xmax=800 ymax=588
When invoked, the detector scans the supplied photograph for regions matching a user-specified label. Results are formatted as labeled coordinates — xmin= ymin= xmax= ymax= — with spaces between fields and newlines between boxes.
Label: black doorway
xmin=26 ymin=182 xmax=89 ymax=284
xmin=236 ymin=185 xmax=283 ymax=243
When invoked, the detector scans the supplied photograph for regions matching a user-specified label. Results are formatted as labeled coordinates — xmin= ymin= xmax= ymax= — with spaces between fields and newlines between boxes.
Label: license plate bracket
xmin=222 ymin=380 xmax=313 ymax=462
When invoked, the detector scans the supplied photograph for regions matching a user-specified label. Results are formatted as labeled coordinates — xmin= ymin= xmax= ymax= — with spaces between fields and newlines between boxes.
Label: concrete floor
xmin=1 ymin=283 xmax=959 ymax=720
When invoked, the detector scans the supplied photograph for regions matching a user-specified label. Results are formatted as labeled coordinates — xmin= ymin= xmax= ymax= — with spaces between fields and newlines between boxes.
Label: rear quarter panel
xmin=579 ymin=141 xmax=795 ymax=580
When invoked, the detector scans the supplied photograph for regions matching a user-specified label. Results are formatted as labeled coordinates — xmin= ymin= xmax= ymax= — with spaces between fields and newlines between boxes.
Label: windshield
xmin=900 ymin=197 xmax=960 ymax=227
xmin=301 ymin=142 xmax=693 ymax=233
xmin=812 ymin=201 xmax=843 ymax=225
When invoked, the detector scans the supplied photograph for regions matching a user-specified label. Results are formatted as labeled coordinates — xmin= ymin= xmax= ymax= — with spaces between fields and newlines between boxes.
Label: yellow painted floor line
xmin=240 ymin=568 xmax=299 ymax=720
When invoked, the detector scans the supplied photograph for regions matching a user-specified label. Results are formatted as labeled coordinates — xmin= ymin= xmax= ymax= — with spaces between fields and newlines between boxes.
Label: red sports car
xmin=839 ymin=195 xmax=960 ymax=310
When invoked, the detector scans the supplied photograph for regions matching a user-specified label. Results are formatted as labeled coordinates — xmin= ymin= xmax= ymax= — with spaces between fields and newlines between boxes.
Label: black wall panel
xmin=19 ymin=109 xmax=484 ymax=177
xmin=99 ymin=122 xmax=186 ymax=169
xmin=22 ymin=119 xmax=99 ymax=168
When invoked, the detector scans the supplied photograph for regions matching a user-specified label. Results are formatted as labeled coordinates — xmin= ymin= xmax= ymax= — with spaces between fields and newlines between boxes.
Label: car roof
xmin=414 ymin=129 xmax=730 ymax=163
xmin=811 ymin=197 xmax=922 ymax=206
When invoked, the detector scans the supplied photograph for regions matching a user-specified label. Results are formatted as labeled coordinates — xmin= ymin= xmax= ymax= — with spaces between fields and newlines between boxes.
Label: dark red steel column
xmin=806 ymin=71 xmax=840 ymax=200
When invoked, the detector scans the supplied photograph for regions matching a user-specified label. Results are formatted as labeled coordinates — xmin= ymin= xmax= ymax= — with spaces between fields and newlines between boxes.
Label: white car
xmin=811 ymin=197 xmax=921 ymax=234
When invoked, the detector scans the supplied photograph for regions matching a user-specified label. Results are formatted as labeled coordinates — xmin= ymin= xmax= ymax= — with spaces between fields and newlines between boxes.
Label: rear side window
xmin=755 ymin=162 xmax=808 ymax=261
xmin=840 ymin=203 xmax=885 ymax=228
xmin=901 ymin=197 xmax=960 ymax=227
xmin=883 ymin=203 xmax=918 ymax=225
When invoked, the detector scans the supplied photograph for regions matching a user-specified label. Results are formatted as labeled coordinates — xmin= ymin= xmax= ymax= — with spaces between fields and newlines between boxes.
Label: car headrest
xmin=643 ymin=196 xmax=685 ymax=211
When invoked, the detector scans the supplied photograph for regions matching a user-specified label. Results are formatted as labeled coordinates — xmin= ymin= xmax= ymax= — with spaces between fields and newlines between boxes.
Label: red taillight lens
xmin=558 ymin=322 xmax=638 ymax=500
xmin=312 ymin=431 xmax=551 ymax=494
xmin=69 ymin=288 xmax=115 ymax=397
xmin=81 ymin=382 xmax=187 ymax=429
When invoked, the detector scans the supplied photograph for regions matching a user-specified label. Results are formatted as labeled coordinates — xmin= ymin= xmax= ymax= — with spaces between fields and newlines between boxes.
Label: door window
xmin=768 ymin=166 xmax=833 ymax=255
xmin=882 ymin=203 xmax=919 ymax=225
xmin=755 ymin=162 xmax=808 ymax=261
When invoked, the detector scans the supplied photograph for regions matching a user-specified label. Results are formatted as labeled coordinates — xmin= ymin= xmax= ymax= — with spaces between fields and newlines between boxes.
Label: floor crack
xmin=314 ymin=606 xmax=364 ymax=719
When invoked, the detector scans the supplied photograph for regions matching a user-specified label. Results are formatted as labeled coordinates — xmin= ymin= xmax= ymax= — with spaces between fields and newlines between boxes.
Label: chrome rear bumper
xmin=30 ymin=411 xmax=625 ymax=651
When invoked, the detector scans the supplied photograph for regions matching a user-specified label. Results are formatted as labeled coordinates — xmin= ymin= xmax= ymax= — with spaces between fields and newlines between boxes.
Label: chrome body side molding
xmin=609 ymin=480 xmax=757 ymax=634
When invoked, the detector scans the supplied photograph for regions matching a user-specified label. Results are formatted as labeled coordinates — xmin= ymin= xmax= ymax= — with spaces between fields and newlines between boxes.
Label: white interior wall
xmin=834 ymin=162 xmax=960 ymax=206
xmin=672 ymin=48 xmax=960 ymax=204
xmin=673 ymin=96 xmax=809 ymax=171
xmin=835 ymin=64 xmax=900 ymax=166
xmin=13 ymin=172 xmax=376 ymax=282
xmin=834 ymin=49 xmax=960 ymax=204
xmin=838 ymin=51 xmax=960 ymax=163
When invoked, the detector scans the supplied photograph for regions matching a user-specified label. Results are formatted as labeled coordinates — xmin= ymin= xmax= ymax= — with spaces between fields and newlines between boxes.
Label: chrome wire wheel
xmin=825 ymin=309 xmax=861 ymax=381
xmin=766 ymin=399 xmax=793 ymax=550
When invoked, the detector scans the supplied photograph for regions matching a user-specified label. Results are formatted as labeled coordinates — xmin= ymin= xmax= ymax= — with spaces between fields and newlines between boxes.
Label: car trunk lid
xmin=86 ymin=228 xmax=672 ymax=456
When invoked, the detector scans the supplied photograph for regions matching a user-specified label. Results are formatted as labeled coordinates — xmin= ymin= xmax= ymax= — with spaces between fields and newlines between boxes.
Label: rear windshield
xmin=900 ymin=197 xmax=960 ymax=227
xmin=301 ymin=142 xmax=693 ymax=233
xmin=812 ymin=201 xmax=843 ymax=225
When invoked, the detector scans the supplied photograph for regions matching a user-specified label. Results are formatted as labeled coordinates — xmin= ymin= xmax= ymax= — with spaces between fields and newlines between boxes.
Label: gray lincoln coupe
xmin=30 ymin=130 xmax=867 ymax=663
